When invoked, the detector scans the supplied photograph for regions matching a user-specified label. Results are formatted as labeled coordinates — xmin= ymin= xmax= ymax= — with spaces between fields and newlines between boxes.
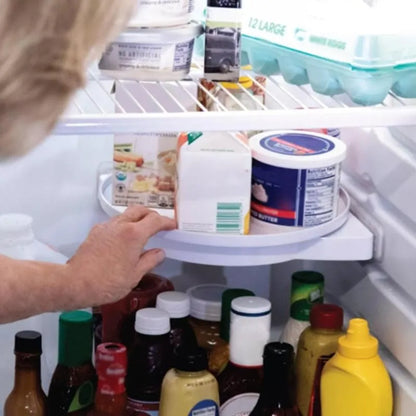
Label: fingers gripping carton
xmin=176 ymin=132 xmax=251 ymax=234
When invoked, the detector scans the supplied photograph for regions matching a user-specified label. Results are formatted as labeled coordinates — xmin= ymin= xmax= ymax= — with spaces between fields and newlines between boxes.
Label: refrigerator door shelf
xmin=98 ymin=173 xmax=373 ymax=266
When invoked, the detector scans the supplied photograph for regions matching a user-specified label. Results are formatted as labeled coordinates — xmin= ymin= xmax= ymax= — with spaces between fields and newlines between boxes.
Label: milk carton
xmin=176 ymin=132 xmax=251 ymax=234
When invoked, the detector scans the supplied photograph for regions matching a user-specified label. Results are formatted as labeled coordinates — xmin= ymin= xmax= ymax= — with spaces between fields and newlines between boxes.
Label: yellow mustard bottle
xmin=321 ymin=318 xmax=393 ymax=416
xmin=159 ymin=346 xmax=220 ymax=416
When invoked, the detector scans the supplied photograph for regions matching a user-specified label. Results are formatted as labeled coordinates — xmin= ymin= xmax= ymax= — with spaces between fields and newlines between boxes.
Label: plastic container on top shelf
xmin=241 ymin=0 xmax=416 ymax=105
xmin=99 ymin=22 xmax=203 ymax=81
xmin=128 ymin=0 xmax=195 ymax=28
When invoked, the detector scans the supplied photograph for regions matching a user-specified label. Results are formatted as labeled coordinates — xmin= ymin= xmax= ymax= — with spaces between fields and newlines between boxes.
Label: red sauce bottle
xmin=91 ymin=343 xmax=128 ymax=416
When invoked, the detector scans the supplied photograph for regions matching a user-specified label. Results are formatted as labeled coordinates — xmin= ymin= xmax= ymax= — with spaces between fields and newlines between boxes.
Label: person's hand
xmin=66 ymin=206 xmax=176 ymax=307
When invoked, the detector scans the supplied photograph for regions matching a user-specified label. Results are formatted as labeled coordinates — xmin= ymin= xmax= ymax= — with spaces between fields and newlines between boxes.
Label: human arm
xmin=0 ymin=206 xmax=176 ymax=324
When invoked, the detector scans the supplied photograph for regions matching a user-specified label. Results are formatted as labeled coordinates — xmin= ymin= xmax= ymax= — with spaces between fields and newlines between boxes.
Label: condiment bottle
xmin=187 ymin=284 xmax=227 ymax=356
xmin=156 ymin=291 xmax=198 ymax=357
xmin=91 ymin=343 xmax=128 ymax=416
xmin=209 ymin=288 xmax=254 ymax=376
xmin=47 ymin=311 xmax=97 ymax=415
xmin=101 ymin=273 xmax=174 ymax=347
xmin=295 ymin=304 xmax=344 ymax=416
xmin=217 ymin=296 xmax=271 ymax=415
xmin=250 ymin=342 xmax=300 ymax=416
xmin=126 ymin=308 xmax=171 ymax=416
xmin=159 ymin=346 xmax=220 ymax=416
xmin=321 ymin=318 xmax=393 ymax=416
xmin=280 ymin=271 xmax=324 ymax=353
xmin=4 ymin=331 xmax=47 ymax=416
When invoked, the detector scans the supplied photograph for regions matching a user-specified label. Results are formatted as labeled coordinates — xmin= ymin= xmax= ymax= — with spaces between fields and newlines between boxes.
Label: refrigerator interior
xmin=0 ymin=67 xmax=415 ymax=415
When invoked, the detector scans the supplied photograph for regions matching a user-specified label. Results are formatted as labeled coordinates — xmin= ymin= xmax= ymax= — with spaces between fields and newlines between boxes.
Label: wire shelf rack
xmin=56 ymin=64 xmax=416 ymax=135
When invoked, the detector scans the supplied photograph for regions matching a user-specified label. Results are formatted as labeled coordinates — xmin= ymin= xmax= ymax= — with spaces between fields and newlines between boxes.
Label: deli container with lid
xmin=128 ymin=0 xmax=195 ymax=28
xmin=187 ymin=284 xmax=227 ymax=353
xmin=249 ymin=130 xmax=347 ymax=230
xmin=99 ymin=22 xmax=203 ymax=81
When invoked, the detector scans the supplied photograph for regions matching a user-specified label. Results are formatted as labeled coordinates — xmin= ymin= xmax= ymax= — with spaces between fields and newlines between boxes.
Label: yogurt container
xmin=128 ymin=0 xmax=194 ymax=28
xmin=249 ymin=131 xmax=347 ymax=228
xmin=99 ymin=22 xmax=203 ymax=81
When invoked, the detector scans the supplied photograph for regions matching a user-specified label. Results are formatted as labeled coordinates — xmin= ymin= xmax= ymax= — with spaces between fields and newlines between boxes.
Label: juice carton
xmin=176 ymin=132 xmax=251 ymax=234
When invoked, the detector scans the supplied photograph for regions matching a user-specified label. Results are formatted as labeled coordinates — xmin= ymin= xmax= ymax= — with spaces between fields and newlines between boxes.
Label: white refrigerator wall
xmin=0 ymin=126 xmax=415 ymax=414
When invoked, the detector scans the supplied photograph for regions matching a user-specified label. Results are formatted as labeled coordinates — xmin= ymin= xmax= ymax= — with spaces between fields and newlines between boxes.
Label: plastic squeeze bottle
xmin=295 ymin=304 xmax=344 ymax=416
xmin=159 ymin=346 xmax=219 ymax=416
xmin=321 ymin=318 xmax=393 ymax=416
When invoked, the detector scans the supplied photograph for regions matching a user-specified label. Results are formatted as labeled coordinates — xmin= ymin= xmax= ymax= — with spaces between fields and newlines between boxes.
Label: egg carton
xmin=241 ymin=36 xmax=416 ymax=106
xmin=240 ymin=0 xmax=416 ymax=105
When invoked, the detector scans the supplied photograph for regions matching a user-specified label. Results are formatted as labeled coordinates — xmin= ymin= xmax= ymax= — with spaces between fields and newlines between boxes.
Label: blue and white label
xmin=188 ymin=399 xmax=219 ymax=416
xmin=259 ymin=133 xmax=335 ymax=156
xmin=251 ymin=160 xmax=340 ymax=227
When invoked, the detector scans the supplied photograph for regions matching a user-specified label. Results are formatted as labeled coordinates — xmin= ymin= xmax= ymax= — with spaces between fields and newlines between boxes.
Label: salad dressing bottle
xmin=159 ymin=347 xmax=219 ymax=416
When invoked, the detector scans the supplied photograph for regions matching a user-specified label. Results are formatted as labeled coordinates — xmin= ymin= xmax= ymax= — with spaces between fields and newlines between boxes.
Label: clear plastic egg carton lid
xmin=241 ymin=0 xmax=416 ymax=105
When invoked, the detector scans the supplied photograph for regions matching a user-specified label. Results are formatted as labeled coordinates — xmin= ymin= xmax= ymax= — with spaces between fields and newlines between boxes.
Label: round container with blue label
xmin=249 ymin=131 xmax=347 ymax=228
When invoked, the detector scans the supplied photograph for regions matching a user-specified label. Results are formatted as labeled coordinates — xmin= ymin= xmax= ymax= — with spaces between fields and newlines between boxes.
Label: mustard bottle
xmin=321 ymin=318 xmax=393 ymax=416
xmin=159 ymin=346 xmax=219 ymax=416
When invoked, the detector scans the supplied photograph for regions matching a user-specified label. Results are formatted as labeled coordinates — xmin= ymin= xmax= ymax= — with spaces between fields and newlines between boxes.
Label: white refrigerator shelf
xmin=98 ymin=173 xmax=374 ymax=266
xmin=55 ymin=66 xmax=416 ymax=135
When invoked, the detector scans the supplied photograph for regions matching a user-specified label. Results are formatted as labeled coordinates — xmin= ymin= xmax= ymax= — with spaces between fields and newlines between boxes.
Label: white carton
xmin=176 ymin=131 xmax=251 ymax=234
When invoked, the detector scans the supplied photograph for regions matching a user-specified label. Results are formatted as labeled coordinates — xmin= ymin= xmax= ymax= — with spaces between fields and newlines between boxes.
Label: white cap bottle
xmin=127 ymin=308 xmax=171 ymax=412
xmin=156 ymin=292 xmax=198 ymax=354
xmin=156 ymin=291 xmax=190 ymax=319
xmin=217 ymin=296 xmax=272 ymax=416
xmin=134 ymin=308 xmax=170 ymax=336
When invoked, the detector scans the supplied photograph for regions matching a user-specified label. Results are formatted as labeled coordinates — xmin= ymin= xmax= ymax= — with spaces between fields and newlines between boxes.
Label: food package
xmin=176 ymin=131 xmax=251 ymax=234
xmin=112 ymin=134 xmax=176 ymax=209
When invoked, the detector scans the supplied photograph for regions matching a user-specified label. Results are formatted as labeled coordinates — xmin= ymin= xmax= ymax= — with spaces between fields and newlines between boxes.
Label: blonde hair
xmin=0 ymin=0 xmax=135 ymax=158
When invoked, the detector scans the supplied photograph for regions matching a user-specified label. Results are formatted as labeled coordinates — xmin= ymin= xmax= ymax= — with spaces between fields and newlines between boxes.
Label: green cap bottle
xmin=58 ymin=311 xmax=93 ymax=367
xmin=289 ymin=271 xmax=324 ymax=322
xmin=220 ymin=288 xmax=255 ymax=342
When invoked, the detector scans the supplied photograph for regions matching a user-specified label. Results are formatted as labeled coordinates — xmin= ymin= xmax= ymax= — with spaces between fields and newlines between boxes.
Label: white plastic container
xmin=249 ymin=131 xmax=347 ymax=229
xmin=128 ymin=0 xmax=194 ymax=28
xmin=99 ymin=22 xmax=203 ymax=81
xmin=0 ymin=214 xmax=68 ymax=406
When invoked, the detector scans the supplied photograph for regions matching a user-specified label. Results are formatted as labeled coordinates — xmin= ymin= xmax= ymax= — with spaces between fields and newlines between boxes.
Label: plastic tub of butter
xmin=99 ymin=22 xmax=203 ymax=81
xmin=128 ymin=0 xmax=194 ymax=28
xmin=249 ymin=131 xmax=347 ymax=229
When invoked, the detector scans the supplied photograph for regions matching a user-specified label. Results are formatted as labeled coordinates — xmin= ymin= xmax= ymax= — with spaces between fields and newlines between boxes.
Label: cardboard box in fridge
xmin=176 ymin=131 xmax=251 ymax=234
xmin=113 ymin=134 xmax=177 ymax=209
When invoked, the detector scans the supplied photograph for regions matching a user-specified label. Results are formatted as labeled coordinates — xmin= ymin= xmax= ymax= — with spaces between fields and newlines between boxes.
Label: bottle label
xmin=290 ymin=278 xmax=324 ymax=321
xmin=98 ymin=376 xmax=126 ymax=396
xmin=126 ymin=398 xmax=159 ymax=416
xmin=67 ymin=380 xmax=95 ymax=412
xmin=188 ymin=399 xmax=219 ymax=416
xmin=220 ymin=393 xmax=260 ymax=416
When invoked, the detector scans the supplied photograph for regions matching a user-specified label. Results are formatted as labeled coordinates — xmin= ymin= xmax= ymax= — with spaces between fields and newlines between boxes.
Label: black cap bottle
xmin=249 ymin=342 xmax=300 ymax=416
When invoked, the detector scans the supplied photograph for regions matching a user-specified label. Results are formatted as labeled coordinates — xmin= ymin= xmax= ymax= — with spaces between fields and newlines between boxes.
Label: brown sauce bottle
xmin=4 ymin=331 xmax=47 ymax=416
xmin=47 ymin=311 xmax=96 ymax=415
